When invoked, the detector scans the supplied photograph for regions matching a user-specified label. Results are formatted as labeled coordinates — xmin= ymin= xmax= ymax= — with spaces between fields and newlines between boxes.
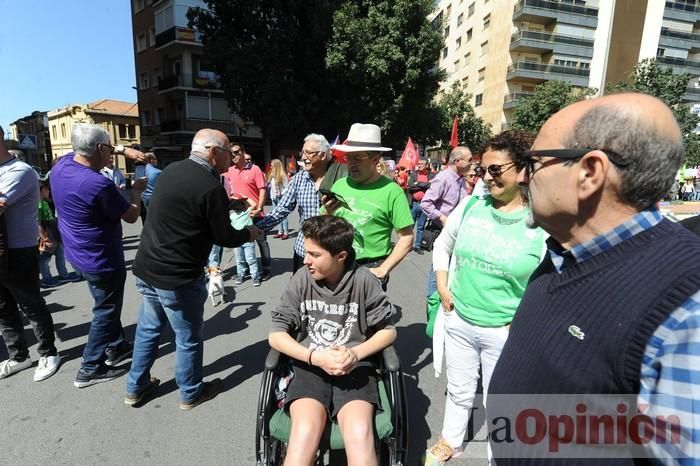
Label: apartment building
xmin=47 ymin=100 xmax=140 ymax=171
xmin=130 ymin=0 xmax=260 ymax=166
xmin=8 ymin=111 xmax=52 ymax=171
xmin=433 ymin=0 xmax=700 ymax=131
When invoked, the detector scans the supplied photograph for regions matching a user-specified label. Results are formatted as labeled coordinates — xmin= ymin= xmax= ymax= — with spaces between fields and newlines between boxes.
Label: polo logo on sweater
xmin=568 ymin=325 xmax=585 ymax=340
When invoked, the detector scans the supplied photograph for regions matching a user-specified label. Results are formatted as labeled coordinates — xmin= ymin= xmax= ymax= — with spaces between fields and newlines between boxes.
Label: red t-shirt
xmin=224 ymin=164 xmax=266 ymax=204
xmin=412 ymin=172 xmax=430 ymax=202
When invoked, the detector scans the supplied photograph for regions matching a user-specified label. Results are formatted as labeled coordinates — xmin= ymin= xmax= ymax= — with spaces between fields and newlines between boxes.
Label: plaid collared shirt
xmin=256 ymin=169 xmax=320 ymax=257
xmin=549 ymin=208 xmax=700 ymax=462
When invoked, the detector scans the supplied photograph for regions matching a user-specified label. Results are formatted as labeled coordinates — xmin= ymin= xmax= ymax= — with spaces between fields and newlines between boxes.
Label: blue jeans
xmin=271 ymin=197 xmax=288 ymax=234
xmin=411 ymin=201 xmax=427 ymax=249
xmin=208 ymin=244 xmax=224 ymax=268
xmin=128 ymin=276 xmax=207 ymax=402
xmin=426 ymin=264 xmax=437 ymax=297
xmin=235 ymin=242 xmax=260 ymax=280
xmin=38 ymin=242 xmax=69 ymax=280
xmin=78 ymin=268 xmax=126 ymax=373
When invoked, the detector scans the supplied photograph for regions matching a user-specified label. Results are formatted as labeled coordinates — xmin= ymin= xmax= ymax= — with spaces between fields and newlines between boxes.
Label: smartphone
xmin=318 ymin=188 xmax=351 ymax=211
xmin=135 ymin=165 xmax=146 ymax=179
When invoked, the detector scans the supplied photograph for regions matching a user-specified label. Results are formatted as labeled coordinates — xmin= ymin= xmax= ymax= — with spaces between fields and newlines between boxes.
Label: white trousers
xmin=440 ymin=311 xmax=509 ymax=452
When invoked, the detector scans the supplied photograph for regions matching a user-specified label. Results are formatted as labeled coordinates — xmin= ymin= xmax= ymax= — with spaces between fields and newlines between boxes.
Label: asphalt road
xmin=0 ymin=214 xmax=488 ymax=465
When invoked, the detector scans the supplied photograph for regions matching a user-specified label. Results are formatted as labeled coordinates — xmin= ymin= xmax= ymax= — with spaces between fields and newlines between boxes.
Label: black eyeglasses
xmin=521 ymin=148 xmax=630 ymax=177
xmin=475 ymin=161 xmax=517 ymax=178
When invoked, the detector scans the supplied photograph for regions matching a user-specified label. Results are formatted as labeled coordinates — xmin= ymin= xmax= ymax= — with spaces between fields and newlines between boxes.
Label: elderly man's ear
xmin=577 ymin=152 xmax=610 ymax=201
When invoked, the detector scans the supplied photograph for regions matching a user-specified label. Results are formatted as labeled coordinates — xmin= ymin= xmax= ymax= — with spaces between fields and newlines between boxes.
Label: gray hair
xmin=448 ymin=146 xmax=472 ymax=164
xmin=71 ymin=123 xmax=109 ymax=158
xmin=191 ymin=130 xmax=228 ymax=157
xmin=8 ymin=150 xmax=24 ymax=161
xmin=303 ymin=133 xmax=331 ymax=155
xmin=565 ymin=105 xmax=684 ymax=210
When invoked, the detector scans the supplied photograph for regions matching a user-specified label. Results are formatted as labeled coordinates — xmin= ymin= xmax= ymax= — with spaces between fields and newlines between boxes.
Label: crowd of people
xmin=0 ymin=91 xmax=698 ymax=465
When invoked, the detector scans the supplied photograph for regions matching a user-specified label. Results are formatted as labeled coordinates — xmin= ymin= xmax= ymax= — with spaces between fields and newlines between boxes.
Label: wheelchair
xmin=255 ymin=346 xmax=408 ymax=465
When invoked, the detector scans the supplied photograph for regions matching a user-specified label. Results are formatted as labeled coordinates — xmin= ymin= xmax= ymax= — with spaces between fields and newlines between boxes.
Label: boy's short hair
xmin=301 ymin=215 xmax=354 ymax=256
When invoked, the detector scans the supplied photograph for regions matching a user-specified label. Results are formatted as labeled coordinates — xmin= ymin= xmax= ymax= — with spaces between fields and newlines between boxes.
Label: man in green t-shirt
xmin=328 ymin=124 xmax=414 ymax=286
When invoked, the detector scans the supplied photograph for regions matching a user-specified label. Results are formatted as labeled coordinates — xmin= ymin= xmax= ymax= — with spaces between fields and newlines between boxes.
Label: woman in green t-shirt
xmin=425 ymin=131 xmax=547 ymax=465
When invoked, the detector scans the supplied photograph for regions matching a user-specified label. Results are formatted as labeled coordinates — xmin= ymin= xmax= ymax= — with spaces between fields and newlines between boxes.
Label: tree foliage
xmin=189 ymin=0 xmax=444 ymax=153
xmin=325 ymin=0 xmax=445 ymax=147
xmin=607 ymin=58 xmax=700 ymax=166
xmin=512 ymin=80 xmax=596 ymax=134
xmin=431 ymin=82 xmax=491 ymax=152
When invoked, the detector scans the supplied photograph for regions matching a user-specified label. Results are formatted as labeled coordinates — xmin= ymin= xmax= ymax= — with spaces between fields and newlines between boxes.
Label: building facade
xmin=47 ymin=100 xmax=140 ymax=171
xmin=9 ymin=111 xmax=52 ymax=172
xmin=433 ymin=0 xmax=700 ymax=131
xmin=130 ymin=0 xmax=261 ymax=166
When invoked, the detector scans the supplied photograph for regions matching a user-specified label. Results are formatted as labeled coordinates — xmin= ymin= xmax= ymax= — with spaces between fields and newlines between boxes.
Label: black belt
xmin=356 ymin=256 xmax=388 ymax=266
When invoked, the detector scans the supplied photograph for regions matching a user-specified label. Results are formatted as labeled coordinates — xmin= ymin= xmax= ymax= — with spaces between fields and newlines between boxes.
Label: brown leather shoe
xmin=179 ymin=378 xmax=223 ymax=411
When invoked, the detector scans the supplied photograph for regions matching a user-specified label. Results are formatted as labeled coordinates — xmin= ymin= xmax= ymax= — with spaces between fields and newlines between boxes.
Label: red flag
xmin=450 ymin=115 xmax=459 ymax=148
xmin=398 ymin=137 xmax=419 ymax=170
xmin=288 ymin=154 xmax=297 ymax=173
xmin=331 ymin=138 xmax=348 ymax=164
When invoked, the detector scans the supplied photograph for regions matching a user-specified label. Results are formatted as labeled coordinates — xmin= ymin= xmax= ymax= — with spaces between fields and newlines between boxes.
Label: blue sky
xmin=0 ymin=1 xmax=136 ymax=132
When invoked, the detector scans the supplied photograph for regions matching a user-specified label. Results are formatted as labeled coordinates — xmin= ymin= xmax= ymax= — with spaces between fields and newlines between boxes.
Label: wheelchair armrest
xmin=264 ymin=348 xmax=282 ymax=371
xmin=381 ymin=345 xmax=401 ymax=372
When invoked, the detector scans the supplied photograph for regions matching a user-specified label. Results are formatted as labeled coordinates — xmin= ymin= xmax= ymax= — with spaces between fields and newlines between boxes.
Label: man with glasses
xmin=328 ymin=123 xmax=414 ymax=288
xmin=256 ymin=133 xmax=347 ymax=272
xmin=126 ymin=129 xmax=259 ymax=409
xmin=220 ymin=143 xmax=271 ymax=279
xmin=51 ymin=123 xmax=148 ymax=388
xmin=488 ymin=93 xmax=700 ymax=463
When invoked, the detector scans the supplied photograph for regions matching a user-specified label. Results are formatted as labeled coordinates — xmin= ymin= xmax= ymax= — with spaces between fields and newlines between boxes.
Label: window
xmin=454 ymin=59 xmax=461 ymax=67
xmin=149 ymin=27 xmax=156 ymax=47
xmin=483 ymin=14 xmax=491 ymax=29
xmin=446 ymin=4 xmax=452 ymax=18
xmin=456 ymin=37 xmax=462 ymax=49
xmin=139 ymin=72 xmax=149 ymax=90
xmin=467 ymin=28 xmax=473 ymax=41
xmin=119 ymin=124 xmax=127 ymax=139
xmin=118 ymin=124 xmax=136 ymax=139
xmin=52 ymin=125 xmax=57 ymax=140
xmin=443 ymin=47 xmax=449 ymax=59
xmin=657 ymin=48 xmax=665 ymax=57
xmin=61 ymin=123 xmax=66 ymax=138
xmin=464 ymin=52 xmax=471 ymax=64
xmin=468 ymin=3 xmax=475 ymax=17
xmin=137 ymin=33 xmax=147 ymax=52
xmin=475 ymin=94 xmax=483 ymax=107
xmin=155 ymin=108 xmax=164 ymax=125
xmin=141 ymin=110 xmax=152 ymax=127
xmin=461 ymin=76 xmax=469 ymax=89
xmin=134 ymin=0 xmax=145 ymax=12
xmin=480 ymin=41 xmax=488 ymax=56
xmin=457 ymin=13 xmax=464 ymax=26
xmin=478 ymin=67 xmax=485 ymax=81
xmin=444 ymin=26 xmax=450 ymax=37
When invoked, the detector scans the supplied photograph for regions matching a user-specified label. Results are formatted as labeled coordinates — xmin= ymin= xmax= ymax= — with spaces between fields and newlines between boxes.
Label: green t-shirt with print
xmin=450 ymin=197 xmax=546 ymax=327
xmin=330 ymin=176 xmax=413 ymax=261
xmin=38 ymin=200 xmax=54 ymax=223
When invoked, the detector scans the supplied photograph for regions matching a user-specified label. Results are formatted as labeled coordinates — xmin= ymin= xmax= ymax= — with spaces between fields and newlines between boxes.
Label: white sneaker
xmin=34 ymin=355 xmax=61 ymax=382
xmin=0 ymin=358 xmax=33 ymax=380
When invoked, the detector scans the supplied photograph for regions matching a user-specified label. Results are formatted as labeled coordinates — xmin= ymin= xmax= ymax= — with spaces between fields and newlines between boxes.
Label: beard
xmin=523 ymin=186 xmax=538 ymax=229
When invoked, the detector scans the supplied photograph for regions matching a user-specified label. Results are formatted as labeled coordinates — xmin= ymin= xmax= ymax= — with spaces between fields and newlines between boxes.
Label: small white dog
xmin=206 ymin=266 xmax=226 ymax=306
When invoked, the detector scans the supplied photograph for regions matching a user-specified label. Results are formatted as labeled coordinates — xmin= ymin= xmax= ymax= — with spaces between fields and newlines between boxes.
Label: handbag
xmin=419 ymin=220 xmax=441 ymax=252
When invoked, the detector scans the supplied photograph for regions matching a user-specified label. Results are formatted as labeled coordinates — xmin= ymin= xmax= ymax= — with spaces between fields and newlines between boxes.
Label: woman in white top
xmin=267 ymin=159 xmax=290 ymax=239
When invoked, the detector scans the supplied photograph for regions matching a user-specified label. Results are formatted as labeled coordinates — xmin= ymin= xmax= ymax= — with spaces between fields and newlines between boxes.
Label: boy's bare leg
xmin=337 ymin=400 xmax=377 ymax=466
xmin=285 ymin=398 xmax=327 ymax=466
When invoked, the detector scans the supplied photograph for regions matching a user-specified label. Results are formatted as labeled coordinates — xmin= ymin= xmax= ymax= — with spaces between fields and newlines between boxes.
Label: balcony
xmin=507 ymin=61 xmax=590 ymax=87
xmin=656 ymin=55 xmax=700 ymax=75
xmin=664 ymin=1 xmax=700 ymax=21
xmin=513 ymin=0 xmax=598 ymax=28
xmin=160 ymin=119 xmax=237 ymax=135
xmin=659 ymin=27 xmax=700 ymax=50
xmin=503 ymin=91 xmax=536 ymax=110
xmin=683 ymin=85 xmax=700 ymax=102
xmin=510 ymin=30 xmax=594 ymax=58
xmin=155 ymin=26 xmax=203 ymax=51
xmin=158 ymin=73 xmax=223 ymax=93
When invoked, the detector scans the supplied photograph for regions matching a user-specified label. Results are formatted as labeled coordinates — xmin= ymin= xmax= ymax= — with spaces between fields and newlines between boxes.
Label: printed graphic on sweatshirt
xmin=301 ymin=299 xmax=360 ymax=350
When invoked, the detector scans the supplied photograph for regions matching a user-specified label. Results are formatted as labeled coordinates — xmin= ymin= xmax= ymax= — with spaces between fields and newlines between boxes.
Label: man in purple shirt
xmin=51 ymin=123 xmax=146 ymax=388
xmin=420 ymin=146 xmax=472 ymax=296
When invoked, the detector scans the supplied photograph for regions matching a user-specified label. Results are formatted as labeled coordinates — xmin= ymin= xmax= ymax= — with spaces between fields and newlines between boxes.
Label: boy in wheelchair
xmin=268 ymin=215 xmax=396 ymax=466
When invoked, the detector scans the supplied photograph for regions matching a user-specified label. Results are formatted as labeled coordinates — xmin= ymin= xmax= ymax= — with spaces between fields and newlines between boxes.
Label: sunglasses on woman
xmin=475 ymin=161 xmax=517 ymax=178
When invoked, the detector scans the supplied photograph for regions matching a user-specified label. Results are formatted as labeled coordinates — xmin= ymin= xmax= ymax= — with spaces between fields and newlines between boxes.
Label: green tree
xmin=607 ymin=58 xmax=700 ymax=165
xmin=324 ymin=0 xmax=445 ymax=147
xmin=512 ymin=80 xmax=596 ymax=133
xmin=431 ymin=82 xmax=492 ymax=152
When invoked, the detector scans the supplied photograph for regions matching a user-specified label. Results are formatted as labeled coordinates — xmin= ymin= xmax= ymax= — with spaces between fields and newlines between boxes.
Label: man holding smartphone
xmin=328 ymin=123 xmax=414 ymax=288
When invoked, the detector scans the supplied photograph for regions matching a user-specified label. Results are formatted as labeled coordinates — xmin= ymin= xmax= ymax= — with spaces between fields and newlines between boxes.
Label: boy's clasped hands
xmin=310 ymin=345 xmax=359 ymax=376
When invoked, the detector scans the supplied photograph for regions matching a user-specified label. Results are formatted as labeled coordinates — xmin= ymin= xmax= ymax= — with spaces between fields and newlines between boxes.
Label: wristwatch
xmin=114 ymin=144 xmax=125 ymax=155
